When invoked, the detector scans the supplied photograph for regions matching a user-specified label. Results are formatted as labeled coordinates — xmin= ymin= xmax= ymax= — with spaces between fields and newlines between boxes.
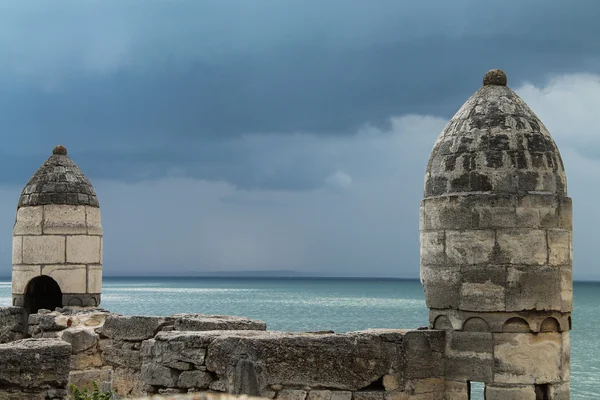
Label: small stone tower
xmin=12 ymin=146 xmax=103 ymax=313
xmin=421 ymin=70 xmax=571 ymax=398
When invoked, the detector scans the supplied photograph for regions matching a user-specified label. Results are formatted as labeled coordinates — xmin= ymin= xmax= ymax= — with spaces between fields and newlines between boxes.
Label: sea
xmin=0 ymin=277 xmax=597 ymax=399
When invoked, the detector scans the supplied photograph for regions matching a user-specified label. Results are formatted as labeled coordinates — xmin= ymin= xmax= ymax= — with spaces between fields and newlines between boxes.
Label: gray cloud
xmin=1 ymin=1 xmax=600 ymax=187
xmin=0 ymin=74 xmax=599 ymax=279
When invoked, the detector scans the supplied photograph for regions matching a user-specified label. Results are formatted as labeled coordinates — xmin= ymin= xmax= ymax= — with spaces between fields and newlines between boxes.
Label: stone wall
xmin=0 ymin=307 xmax=26 ymax=343
xmin=12 ymin=204 xmax=103 ymax=307
xmin=0 ymin=338 xmax=71 ymax=399
xmin=140 ymin=329 xmax=446 ymax=399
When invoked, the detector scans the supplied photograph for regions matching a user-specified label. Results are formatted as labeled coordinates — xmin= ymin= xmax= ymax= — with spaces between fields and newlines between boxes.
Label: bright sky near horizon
xmin=0 ymin=1 xmax=599 ymax=279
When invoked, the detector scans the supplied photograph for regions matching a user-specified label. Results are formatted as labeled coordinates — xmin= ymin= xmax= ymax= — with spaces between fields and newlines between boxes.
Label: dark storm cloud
xmin=1 ymin=0 xmax=599 ymax=187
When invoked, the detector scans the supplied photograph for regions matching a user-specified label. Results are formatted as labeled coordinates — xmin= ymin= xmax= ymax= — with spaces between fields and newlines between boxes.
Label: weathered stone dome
xmin=424 ymin=69 xmax=567 ymax=198
xmin=18 ymin=146 xmax=99 ymax=208
xmin=420 ymin=70 xmax=572 ymax=334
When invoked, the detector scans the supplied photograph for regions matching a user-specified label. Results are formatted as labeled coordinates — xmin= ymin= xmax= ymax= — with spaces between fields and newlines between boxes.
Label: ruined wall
xmin=140 ymin=329 xmax=446 ymax=399
xmin=0 ymin=307 xmax=26 ymax=343
xmin=0 ymin=339 xmax=71 ymax=399
xmin=0 ymin=307 xmax=448 ymax=400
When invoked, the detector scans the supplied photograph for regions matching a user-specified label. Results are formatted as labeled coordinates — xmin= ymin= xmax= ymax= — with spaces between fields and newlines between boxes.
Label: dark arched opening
xmin=24 ymin=276 xmax=62 ymax=314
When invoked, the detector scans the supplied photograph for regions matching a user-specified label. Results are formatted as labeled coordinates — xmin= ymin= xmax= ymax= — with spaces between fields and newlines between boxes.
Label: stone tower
xmin=12 ymin=145 xmax=103 ymax=313
xmin=420 ymin=70 xmax=571 ymax=399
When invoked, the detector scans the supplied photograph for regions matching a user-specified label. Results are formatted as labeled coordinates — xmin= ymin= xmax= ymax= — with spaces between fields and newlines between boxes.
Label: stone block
xmin=11 ymin=265 xmax=41 ymax=294
xmin=12 ymin=236 xmax=22 ymax=265
xmin=478 ymin=206 xmax=517 ymax=228
xmin=308 ymin=390 xmax=332 ymax=400
xmin=352 ymin=393 xmax=384 ymax=400
xmin=420 ymin=232 xmax=445 ymax=266
xmin=496 ymin=229 xmax=547 ymax=265
xmin=140 ymin=363 xmax=180 ymax=387
xmin=85 ymin=206 xmax=103 ymax=235
xmin=58 ymin=327 xmax=99 ymax=353
xmin=421 ymin=198 xmax=479 ymax=231
xmin=102 ymin=341 xmax=142 ymax=368
xmin=421 ymin=266 xmax=460 ymax=309
xmin=178 ymin=370 xmax=213 ymax=389
xmin=30 ymin=312 xmax=71 ymax=331
xmin=561 ymin=332 xmax=570 ymax=381
xmin=515 ymin=207 xmax=541 ymax=228
xmin=506 ymin=266 xmax=562 ymax=311
xmin=459 ymin=266 xmax=505 ymax=311
xmin=174 ymin=314 xmax=267 ymax=331
xmin=560 ymin=267 xmax=573 ymax=312
xmin=557 ymin=197 xmax=572 ymax=230
xmin=13 ymin=205 xmax=43 ymax=235
xmin=278 ymin=390 xmax=308 ymax=400
xmin=88 ymin=265 xmax=103 ymax=293
xmin=548 ymin=230 xmax=571 ymax=266
xmin=66 ymin=235 xmax=101 ymax=264
xmin=43 ymin=205 xmax=86 ymax=234
xmin=403 ymin=330 xmax=445 ymax=379
xmin=446 ymin=331 xmax=493 ymax=355
xmin=330 ymin=392 xmax=352 ymax=400
xmin=0 ymin=339 xmax=71 ymax=388
xmin=445 ymin=230 xmax=494 ymax=265
xmin=141 ymin=337 xmax=207 ymax=367
xmin=99 ymin=315 xmax=174 ymax=341
xmin=43 ymin=265 xmax=87 ymax=294
xmin=204 ymin=330 xmax=402 ymax=390
xmin=493 ymin=333 xmax=561 ymax=384
xmin=444 ymin=355 xmax=493 ymax=383
xmin=549 ymin=381 xmax=570 ymax=400
xmin=485 ymin=385 xmax=535 ymax=400
xmin=22 ymin=235 xmax=65 ymax=264
xmin=0 ymin=307 xmax=26 ymax=344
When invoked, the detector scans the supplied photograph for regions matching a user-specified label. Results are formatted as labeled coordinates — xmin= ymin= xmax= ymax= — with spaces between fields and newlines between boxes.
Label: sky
xmin=0 ymin=1 xmax=600 ymax=279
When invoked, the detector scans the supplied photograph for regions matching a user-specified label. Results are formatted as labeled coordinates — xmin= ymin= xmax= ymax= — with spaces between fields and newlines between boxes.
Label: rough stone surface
xmin=0 ymin=339 xmax=71 ymax=388
xmin=18 ymin=148 xmax=99 ymax=208
xmin=99 ymin=315 xmax=175 ymax=341
xmin=0 ymin=307 xmax=25 ymax=343
xmin=58 ymin=327 xmax=99 ymax=353
xmin=420 ymin=70 xmax=571 ymax=397
xmin=174 ymin=314 xmax=267 ymax=332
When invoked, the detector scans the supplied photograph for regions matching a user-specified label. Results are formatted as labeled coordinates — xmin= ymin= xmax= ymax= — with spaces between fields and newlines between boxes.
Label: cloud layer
xmin=1 ymin=74 xmax=599 ymax=279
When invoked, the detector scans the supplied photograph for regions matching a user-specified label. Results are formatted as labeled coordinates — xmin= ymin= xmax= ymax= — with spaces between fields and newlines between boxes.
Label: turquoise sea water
xmin=0 ymin=277 xmax=597 ymax=398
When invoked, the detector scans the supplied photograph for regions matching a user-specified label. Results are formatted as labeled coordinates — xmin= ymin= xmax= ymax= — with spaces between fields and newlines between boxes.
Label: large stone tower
xmin=12 ymin=146 xmax=103 ymax=313
xmin=420 ymin=70 xmax=571 ymax=399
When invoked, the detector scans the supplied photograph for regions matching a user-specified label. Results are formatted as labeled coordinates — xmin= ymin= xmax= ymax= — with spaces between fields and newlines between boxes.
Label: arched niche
xmin=462 ymin=317 xmax=490 ymax=332
xmin=24 ymin=275 xmax=62 ymax=314
xmin=433 ymin=315 xmax=453 ymax=330
xmin=540 ymin=317 xmax=561 ymax=332
xmin=502 ymin=317 xmax=532 ymax=333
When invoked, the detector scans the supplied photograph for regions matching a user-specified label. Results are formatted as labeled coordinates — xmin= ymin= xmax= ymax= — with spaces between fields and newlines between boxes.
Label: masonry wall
xmin=139 ymin=329 xmax=446 ymax=399
xmin=0 ymin=338 xmax=71 ymax=399
xmin=12 ymin=204 xmax=103 ymax=307
xmin=0 ymin=307 xmax=448 ymax=400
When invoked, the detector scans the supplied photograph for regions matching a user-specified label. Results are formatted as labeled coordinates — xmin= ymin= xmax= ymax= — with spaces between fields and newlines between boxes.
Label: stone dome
xmin=424 ymin=70 xmax=567 ymax=198
xmin=420 ymin=70 xmax=572 ymax=333
xmin=17 ymin=146 xmax=99 ymax=208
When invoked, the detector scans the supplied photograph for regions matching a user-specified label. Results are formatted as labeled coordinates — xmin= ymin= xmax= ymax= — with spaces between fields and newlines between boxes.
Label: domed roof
xmin=18 ymin=146 xmax=99 ymax=208
xmin=424 ymin=69 xmax=567 ymax=198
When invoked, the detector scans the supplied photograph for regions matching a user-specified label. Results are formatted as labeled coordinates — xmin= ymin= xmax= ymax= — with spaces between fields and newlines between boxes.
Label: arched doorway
xmin=24 ymin=276 xmax=62 ymax=314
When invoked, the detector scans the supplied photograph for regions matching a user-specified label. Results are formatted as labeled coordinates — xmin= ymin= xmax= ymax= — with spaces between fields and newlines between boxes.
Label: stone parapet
xmin=139 ymin=329 xmax=446 ymax=399
xmin=0 ymin=338 xmax=71 ymax=399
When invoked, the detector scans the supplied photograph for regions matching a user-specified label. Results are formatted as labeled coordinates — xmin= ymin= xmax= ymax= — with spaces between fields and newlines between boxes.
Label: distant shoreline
xmin=1 ymin=275 xmax=599 ymax=283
